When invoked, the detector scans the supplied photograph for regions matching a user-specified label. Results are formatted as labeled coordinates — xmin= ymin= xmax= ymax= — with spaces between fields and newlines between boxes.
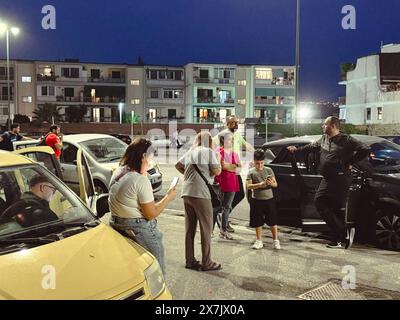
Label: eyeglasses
xmin=42 ymin=184 xmax=57 ymax=194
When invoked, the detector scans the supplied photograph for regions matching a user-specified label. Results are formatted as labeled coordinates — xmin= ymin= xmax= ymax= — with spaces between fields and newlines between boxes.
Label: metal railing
xmin=194 ymin=77 xmax=235 ymax=84
xmin=0 ymin=95 xmax=13 ymax=101
xmin=196 ymin=97 xmax=235 ymax=104
xmin=56 ymin=96 xmax=125 ymax=103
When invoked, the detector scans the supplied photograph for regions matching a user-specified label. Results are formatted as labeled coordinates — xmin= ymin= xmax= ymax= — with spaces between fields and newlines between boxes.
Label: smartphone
xmin=170 ymin=177 xmax=179 ymax=189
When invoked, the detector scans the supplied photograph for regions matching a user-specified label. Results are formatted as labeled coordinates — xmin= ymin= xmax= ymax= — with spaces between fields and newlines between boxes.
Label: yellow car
xmin=0 ymin=147 xmax=171 ymax=300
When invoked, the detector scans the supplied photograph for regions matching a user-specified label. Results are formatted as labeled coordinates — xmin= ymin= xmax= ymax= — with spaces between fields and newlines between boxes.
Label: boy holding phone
xmin=246 ymin=149 xmax=281 ymax=250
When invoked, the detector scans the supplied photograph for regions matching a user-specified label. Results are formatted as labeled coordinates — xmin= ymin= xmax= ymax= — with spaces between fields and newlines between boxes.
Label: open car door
xmin=76 ymin=148 xmax=97 ymax=213
xmin=13 ymin=146 xmax=63 ymax=180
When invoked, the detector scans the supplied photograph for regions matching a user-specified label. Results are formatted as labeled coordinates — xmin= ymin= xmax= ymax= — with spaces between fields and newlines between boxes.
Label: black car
xmin=262 ymin=135 xmax=400 ymax=251
xmin=379 ymin=135 xmax=400 ymax=146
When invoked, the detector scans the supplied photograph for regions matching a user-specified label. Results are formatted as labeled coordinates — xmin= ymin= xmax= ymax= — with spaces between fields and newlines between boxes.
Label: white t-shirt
xmin=109 ymin=167 xmax=154 ymax=219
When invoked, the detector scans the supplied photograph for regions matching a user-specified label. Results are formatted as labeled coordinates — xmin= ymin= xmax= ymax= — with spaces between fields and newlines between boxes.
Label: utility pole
xmin=294 ymin=0 xmax=301 ymax=136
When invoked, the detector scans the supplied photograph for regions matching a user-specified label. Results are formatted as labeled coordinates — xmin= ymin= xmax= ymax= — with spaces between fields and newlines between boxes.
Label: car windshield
xmin=370 ymin=141 xmax=400 ymax=152
xmin=0 ymin=164 xmax=95 ymax=240
xmin=80 ymin=137 xmax=127 ymax=163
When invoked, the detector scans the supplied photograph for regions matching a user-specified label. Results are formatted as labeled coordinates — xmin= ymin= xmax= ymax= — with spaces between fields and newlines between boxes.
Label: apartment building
xmin=0 ymin=59 xmax=296 ymax=125
xmin=184 ymin=63 xmax=296 ymax=124
xmin=144 ymin=65 xmax=185 ymax=123
xmin=340 ymin=44 xmax=400 ymax=124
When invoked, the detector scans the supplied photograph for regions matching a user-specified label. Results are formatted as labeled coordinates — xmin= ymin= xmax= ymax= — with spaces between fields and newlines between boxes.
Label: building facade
xmin=0 ymin=59 xmax=296 ymax=125
xmin=340 ymin=44 xmax=400 ymax=125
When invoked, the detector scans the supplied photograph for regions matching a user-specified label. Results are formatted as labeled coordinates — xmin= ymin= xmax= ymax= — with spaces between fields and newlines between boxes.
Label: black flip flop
xmin=185 ymin=261 xmax=202 ymax=271
xmin=201 ymin=262 xmax=222 ymax=272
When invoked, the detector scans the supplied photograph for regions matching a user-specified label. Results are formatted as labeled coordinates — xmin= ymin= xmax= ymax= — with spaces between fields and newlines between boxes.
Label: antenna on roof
xmin=380 ymin=41 xmax=384 ymax=49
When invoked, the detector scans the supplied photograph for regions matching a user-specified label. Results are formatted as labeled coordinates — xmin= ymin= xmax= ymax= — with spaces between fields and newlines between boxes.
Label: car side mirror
xmin=96 ymin=193 xmax=109 ymax=219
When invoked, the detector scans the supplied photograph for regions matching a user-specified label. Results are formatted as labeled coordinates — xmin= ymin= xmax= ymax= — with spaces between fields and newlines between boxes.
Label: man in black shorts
xmin=246 ymin=149 xmax=280 ymax=250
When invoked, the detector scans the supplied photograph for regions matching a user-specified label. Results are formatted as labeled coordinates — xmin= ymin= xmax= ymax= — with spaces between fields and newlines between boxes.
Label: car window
xmin=61 ymin=142 xmax=78 ymax=164
xmin=0 ymin=165 xmax=95 ymax=239
xmin=18 ymin=151 xmax=58 ymax=176
xmin=80 ymin=138 xmax=127 ymax=163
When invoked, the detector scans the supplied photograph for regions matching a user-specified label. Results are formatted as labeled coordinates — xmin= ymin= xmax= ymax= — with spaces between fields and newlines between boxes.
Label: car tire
xmin=374 ymin=205 xmax=400 ymax=251
xmin=94 ymin=181 xmax=108 ymax=195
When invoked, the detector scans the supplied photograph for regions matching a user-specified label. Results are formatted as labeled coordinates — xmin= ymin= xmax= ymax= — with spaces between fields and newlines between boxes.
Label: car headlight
xmin=144 ymin=261 xmax=166 ymax=299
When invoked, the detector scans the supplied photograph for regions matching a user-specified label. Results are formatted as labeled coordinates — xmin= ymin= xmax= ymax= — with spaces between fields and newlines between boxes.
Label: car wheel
xmin=374 ymin=206 xmax=400 ymax=251
xmin=94 ymin=181 xmax=108 ymax=195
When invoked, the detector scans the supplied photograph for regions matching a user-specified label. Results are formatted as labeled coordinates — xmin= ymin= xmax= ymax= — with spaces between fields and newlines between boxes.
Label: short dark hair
xmin=120 ymin=138 xmax=153 ymax=172
xmin=11 ymin=123 xmax=20 ymax=130
xmin=254 ymin=149 xmax=265 ymax=161
xmin=327 ymin=116 xmax=341 ymax=128
xmin=50 ymin=125 xmax=59 ymax=132
xmin=29 ymin=175 xmax=51 ymax=188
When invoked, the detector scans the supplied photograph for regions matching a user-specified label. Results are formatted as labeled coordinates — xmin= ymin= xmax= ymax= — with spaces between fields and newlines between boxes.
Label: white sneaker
xmin=252 ymin=240 xmax=263 ymax=250
xmin=273 ymin=240 xmax=281 ymax=250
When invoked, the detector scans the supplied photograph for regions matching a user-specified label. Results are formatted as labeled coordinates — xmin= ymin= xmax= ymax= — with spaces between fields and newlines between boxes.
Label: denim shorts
xmin=111 ymin=216 xmax=166 ymax=275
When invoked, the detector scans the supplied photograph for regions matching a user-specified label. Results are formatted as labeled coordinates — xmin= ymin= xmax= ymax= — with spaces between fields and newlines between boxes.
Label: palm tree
xmin=33 ymin=103 xmax=62 ymax=124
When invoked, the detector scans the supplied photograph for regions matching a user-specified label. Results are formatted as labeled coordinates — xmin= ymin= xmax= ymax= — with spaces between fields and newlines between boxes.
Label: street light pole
xmin=6 ymin=28 xmax=10 ymax=130
xmin=294 ymin=0 xmax=301 ymax=136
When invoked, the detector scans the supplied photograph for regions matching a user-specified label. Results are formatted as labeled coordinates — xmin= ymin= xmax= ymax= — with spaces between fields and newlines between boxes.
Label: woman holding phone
xmin=108 ymin=138 xmax=177 ymax=275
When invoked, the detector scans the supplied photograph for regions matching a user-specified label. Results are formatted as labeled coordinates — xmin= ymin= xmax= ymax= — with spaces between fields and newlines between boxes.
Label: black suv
xmin=262 ymin=135 xmax=400 ymax=251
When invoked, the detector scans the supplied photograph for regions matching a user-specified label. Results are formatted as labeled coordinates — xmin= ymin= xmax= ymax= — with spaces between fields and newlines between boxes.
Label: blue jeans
xmin=110 ymin=216 xmax=166 ymax=275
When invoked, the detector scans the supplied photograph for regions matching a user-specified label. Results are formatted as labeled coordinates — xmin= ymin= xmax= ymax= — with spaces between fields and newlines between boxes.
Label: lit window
xmin=22 ymin=96 xmax=32 ymax=103
xmin=255 ymin=68 xmax=273 ymax=80
xmin=130 ymin=80 xmax=140 ymax=86
xmin=238 ymin=99 xmax=246 ymax=105
xmin=22 ymin=76 xmax=32 ymax=83
xmin=377 ymin=107 xmax=383 ymax=120
xmin=238 ymin=80 xmax=247 ymax=86
xmin=131 ymin=99 xmax=141 ymax=105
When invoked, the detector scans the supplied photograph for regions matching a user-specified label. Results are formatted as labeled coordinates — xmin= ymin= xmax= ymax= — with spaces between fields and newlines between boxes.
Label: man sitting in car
xmin=1 ymin=175 xmax=59 ymax=227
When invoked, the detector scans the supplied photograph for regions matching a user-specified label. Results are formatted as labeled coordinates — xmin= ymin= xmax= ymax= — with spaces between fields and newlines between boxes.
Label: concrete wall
xmin=16 ymin=62 xmax=36 ymax=117
xmin=20 ymin=122 xmax=214 ymax=136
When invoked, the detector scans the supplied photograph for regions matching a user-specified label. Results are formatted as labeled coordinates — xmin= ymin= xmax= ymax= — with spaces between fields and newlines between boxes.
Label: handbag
xmin=192 ymin=162 xmax=222 ymax=209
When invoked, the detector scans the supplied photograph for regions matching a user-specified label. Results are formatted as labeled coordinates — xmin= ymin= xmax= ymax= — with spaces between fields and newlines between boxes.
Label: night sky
xmin=1 ymin=0 xmax=399 ymax=101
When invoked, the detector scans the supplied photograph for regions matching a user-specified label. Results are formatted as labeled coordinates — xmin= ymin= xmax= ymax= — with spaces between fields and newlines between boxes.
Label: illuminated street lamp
xmin=297 ymin=105 xmax=312 ymax=124
xmin=0 ymin=21 xmax=20 ymax=131
xmin=118 ymin=102 xmax=124 ymax=124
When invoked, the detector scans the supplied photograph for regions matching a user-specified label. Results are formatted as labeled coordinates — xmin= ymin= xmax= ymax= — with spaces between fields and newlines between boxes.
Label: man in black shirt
xmin=288 ymin=117 xmax=370 ymax=249
xmin=0 ymin=123 xmax=25 ymax=151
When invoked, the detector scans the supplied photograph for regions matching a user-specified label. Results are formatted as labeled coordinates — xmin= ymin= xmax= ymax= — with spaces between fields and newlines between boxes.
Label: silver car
xmin=13 ymin=134 xmax=163 ymax=195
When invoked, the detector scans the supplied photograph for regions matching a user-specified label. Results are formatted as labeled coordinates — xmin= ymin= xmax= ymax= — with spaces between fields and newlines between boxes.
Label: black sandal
xmin=201 ymin=262 xmax=222 ymax=272
xmin=185 ymin=261 xmax=202 ymax=271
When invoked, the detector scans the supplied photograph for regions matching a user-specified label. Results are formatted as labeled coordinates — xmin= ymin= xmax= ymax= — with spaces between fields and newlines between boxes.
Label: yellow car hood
xmin=0 ymin=223 xmax=154 ymax=300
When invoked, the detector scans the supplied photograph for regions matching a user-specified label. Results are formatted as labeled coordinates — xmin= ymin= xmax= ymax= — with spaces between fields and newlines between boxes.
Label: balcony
xmin=147 ymin=98 xmax=184 ymax=105
xmin=88 ymin=77 xmax=126 ymax=84
xmin=56 ymin=96 xmax=125 ymax=103
xmin=255 ymin=97 xmax=296 ymax=105
xmin=0 ymin=75 xmax=15 ymax=81
xmin=196 ymin=97 xmax=235 ymax=104
xmin=37 ymin=74 xmax=57 ymax=82
xmin=194 ymin=77 xmax=235 ymax=85
xmin=0 ymin=95 xmax=13 ymax=101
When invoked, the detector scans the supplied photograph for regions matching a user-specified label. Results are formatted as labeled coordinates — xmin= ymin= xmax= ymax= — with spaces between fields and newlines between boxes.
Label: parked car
xmin=262 ymin=135 xmax=400 ymax=251
xmin=253 ymin=132 xmax=286 ymax=148
xmin=0 ymin=149 xmax=171 ymax=299
xmin=14 ymin=134 xmax=163 ymax=195
xmin=379 ymin=135 xmax=400 ymax=146
xmin=149 ymin=135 xmax=186 ymax=155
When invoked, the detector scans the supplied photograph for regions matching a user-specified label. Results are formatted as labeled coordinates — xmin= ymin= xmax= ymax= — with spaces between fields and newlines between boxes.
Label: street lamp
xmin=294 ymin=0 xmax=301 ymax=136
xmin=118 ymin=103 xmax=124 ymax=124
xmin=0 ymin=22 xmax=20 ymax=131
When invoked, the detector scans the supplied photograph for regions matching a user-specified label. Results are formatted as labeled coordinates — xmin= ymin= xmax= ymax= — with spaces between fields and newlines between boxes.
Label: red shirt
xmin=46 ymin=133 xmax=61 ymax=159
xmin=215 ymin=147 xmax=240 ymax=193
